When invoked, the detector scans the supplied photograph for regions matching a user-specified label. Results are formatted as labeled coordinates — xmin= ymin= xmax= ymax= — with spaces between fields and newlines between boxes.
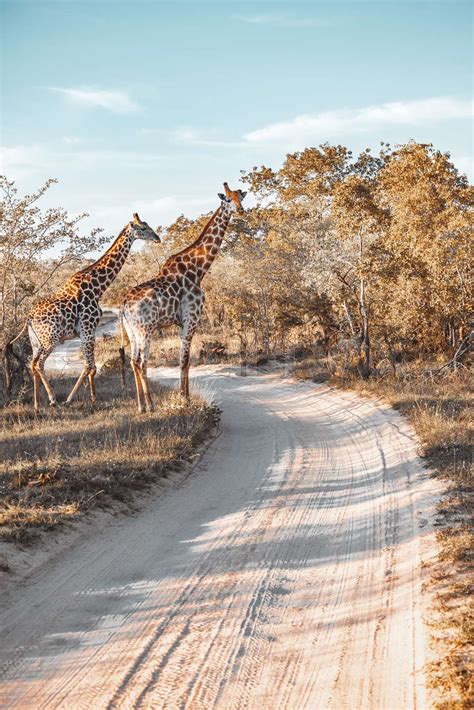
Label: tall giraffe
xmin=24 ymin=213 xmax=160 ymax=411
xmin=120 ymin=182 xmax=246 ymax=412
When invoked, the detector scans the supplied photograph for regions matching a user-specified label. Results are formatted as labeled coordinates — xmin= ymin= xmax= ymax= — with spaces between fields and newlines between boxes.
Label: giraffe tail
xmin=118 ymin=310 xmax=127 ymax=389
xmin=7 ymin=320 xmax=29 ymax=347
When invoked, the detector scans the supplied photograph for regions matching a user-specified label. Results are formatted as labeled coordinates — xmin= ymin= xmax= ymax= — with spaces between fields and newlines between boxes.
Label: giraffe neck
xmin=166 ymin=205 xmax=232 ymax=283
xmin=79 ymin=227 xmax=135 ymax=297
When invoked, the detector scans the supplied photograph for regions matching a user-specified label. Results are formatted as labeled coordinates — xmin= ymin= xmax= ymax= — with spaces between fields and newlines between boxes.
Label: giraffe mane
xmin=76 ymin=226 xmax=129 ymax=276
xmin=163 ymin=207 xmax=222 ymax=265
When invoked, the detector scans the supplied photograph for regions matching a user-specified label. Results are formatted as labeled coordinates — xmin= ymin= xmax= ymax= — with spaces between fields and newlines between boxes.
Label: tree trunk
xmin=261 ymin=291 xmax=270 ymax=355
xmin=1 ymin=342 xmax=30 ymax=406
xmin=343 ymin=301 xmax=356 ymax=338
xmin=358 ymin=276 xmax=371 ymax=379
xmin=239 ymin=332 xmax=248 ymax=377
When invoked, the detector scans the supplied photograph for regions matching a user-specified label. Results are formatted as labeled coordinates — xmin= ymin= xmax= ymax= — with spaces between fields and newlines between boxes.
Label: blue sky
xmin=1 ymin=0 xmax=472 ymax=244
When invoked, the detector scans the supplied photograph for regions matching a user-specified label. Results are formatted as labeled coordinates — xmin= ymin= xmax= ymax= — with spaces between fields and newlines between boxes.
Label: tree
xmin=240 ymin=142 xmax=472 ymax=368
xmin=0 ymin=176 xmax=104 ymax=344
xmin=0 ymin=176 xmax=104 ymax=401
xmin=375 ymin=144 xmax=473 ymax=352
xmin=331 ymin=174 xmax=387 ymax=376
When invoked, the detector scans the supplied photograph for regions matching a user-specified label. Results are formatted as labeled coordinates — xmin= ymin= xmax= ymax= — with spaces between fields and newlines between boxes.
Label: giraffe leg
xmin=31 ymin=356 xmax=41 ymax=412
xmin=66 ymin=369 xmax=88 ymax=404
xmin=28 ymin=331 xmax=55 ymax=411
xmin=33 ymin=347 xmax=57 ymax=409
xmin=137 ymin=334 xmax=154 ymax=412
xmin=88 ymin=366 xmax=97 ymax=402
xmin=181 ymin=364 xmax=189 ymax=398
xmin=131 ymin=359 xmax=145 ymax=413
xmin=139 ymin=366 xmax=154 ymax=412
xmin=33 ymin=370 xmax=41 ymax=412
xmin=179 ymin=324 xmax=197 ymax=399
xmin=128 ymin=331 xmax=146 ymax=413
xmin=65 ymin=340 xmax=96 ymax=405
xmin=123 ymin=321 xmax=146 ymax=413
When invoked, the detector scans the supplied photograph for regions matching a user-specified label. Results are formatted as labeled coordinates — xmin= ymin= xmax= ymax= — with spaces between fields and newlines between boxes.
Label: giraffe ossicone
xmin=120 ymin=182 xmax=247 ymax=413
xmin=25 ymin=214 xmax=160 ymax=411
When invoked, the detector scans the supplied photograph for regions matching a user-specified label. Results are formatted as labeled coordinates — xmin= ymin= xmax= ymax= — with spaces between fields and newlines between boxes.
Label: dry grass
xmin=97 ymin=330 xmax=273 ymax=377
xmin=293 ymin=355 xmax=331 ymax=383
xmin=296 ymin=356 xmax=472 ymax=708
xmin=97 ymin=330 xmax=238 ymax=370
xmin=0 ymin=373 xmax=219 ymax=544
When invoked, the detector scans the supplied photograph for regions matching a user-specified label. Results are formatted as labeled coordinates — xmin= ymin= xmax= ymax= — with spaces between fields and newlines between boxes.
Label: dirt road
xmin=0 ymin=364 xmax=439 ymax=709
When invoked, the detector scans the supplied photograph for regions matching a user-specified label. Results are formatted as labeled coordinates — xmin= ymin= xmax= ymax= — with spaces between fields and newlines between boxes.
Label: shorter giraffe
xmin=121 ymin=183 xmax=246 ymax=412
xmin=25 ymin=213 xmax=160 ymax=411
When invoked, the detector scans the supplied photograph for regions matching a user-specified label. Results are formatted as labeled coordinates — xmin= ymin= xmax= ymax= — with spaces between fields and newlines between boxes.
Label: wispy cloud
xmin=234 ymin=13 xmax=323 ymax=28
xmin=49 ymin=87 xmax=141 ymax=114
xmin=0 ymin=142 xmax=166 ymax=180
xmin=244 ymin=97 xmax=474 ymax=146
xmin=0 ymin=144 xmax=47 ymax=179
xmin=140 ymin=97 xmax=474 ymax=153
xmin=61 ymin=136 xmax=85 ymax=145
xmin=134 ymin=195 xmax=216 ymax=214
xmin=91 ymin=195 xmax=216 ymax=234
xmin=138 ymin=126 xmax=245 ymax=148
xmin=0 ymin=142 xmax=216 ymax=232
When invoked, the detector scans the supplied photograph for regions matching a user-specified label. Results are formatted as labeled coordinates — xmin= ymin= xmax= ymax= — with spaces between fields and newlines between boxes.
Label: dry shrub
xmin=198 ymin=340 xmax=227 ymax=363
xmin=293 ymin=355 xmax=332 ymax=383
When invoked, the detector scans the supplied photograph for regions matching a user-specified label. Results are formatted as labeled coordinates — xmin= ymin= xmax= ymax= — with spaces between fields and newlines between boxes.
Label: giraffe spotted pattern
xmin=121 ymin=182 xmax=246 ymax=412
xmin=27 ymin=214 xmax=160 ymax=411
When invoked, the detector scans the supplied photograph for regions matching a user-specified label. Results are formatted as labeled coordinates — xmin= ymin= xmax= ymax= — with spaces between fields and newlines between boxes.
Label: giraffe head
xmin=218 ymin=182 xmax=247 ymax=214
xmin=129 ymin=213 xmax=161 ymax=242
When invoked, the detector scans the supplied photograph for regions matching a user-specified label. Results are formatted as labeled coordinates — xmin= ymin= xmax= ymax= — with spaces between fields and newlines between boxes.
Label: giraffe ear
xmin=218 ymin=193 xmax=226 ymax=201
xmin=133 ymin=213 xmax=141 ymax=224
xmin=240 ymin=191 xmax=247 ymax=199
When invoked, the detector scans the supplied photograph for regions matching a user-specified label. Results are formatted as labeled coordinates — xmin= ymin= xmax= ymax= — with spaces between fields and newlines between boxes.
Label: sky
xmin=1 ymin=0 xmax=472 ymax=249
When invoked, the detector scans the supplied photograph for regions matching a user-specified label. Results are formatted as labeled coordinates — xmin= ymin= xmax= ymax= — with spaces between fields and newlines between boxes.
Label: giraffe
xmin=120 ymin=182 xmax=246 ymax=412
xmin=22 ymin=213 xmax=160 ymax=411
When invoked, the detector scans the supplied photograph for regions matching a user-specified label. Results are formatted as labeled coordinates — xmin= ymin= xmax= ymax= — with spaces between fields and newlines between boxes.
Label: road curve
xmin=0 ymin=365 xmax=438 ymax=709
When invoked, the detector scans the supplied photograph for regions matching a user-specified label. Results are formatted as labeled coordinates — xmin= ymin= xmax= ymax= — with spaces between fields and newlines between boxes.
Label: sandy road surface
xmin=0 ymin=361 xmax=439 ymax=709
